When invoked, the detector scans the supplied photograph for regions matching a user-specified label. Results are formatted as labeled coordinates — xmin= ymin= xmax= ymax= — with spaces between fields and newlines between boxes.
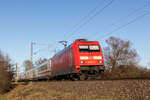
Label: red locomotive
xmin=51 ymin=39 xmax=104 ymax=80
xmin=18 ymin=39 xmax=104 ymax=81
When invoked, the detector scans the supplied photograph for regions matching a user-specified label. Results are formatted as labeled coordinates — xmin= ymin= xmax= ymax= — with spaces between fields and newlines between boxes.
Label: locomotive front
xmin=73 ymin=39 xmax=105 ymax=79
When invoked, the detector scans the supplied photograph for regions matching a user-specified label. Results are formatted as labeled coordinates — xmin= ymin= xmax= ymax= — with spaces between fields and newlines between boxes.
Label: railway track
xmin=15 ymin=77 xmax=150 ymax=83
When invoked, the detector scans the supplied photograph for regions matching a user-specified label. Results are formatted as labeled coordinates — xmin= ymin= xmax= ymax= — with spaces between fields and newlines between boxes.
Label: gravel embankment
xmin=6 ymin=80 xmax=150 ymax=100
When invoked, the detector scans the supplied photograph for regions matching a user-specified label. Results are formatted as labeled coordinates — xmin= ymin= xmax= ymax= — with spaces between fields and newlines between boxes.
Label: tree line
xmin=0 ymin=36 xmax=150 ymax=93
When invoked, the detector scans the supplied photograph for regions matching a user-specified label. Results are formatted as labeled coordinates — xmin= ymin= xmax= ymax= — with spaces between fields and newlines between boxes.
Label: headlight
xmin=93 ymin=56 xmax=102 ymax=59
xmin=80 ymin=56 xmax=88 ymax=60
xmin=97 ymin=56 xmax=102 ymax=59
xmin=98 ymin=61 xmax=102 ymax=63
xmin=80 ymin=61 xmax=85 ymax=64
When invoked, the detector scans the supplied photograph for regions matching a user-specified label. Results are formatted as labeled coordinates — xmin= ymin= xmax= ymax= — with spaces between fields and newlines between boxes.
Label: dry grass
xmin=4 ymin=80 xmax=150 ymax=100
xmin=0 ymin=95 xmax=7 ymax=100
xmin=6 ymin=82 xmax=112 ymax=100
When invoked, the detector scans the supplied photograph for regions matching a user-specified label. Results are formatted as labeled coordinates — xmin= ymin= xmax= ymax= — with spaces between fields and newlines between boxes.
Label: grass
xmin=0 ymin=95 xmax=7 ymax=100
xmin=3 ymin=80 xmax=150 ymax=100
xmin=4 ymin=82 xmax=115 ymax=100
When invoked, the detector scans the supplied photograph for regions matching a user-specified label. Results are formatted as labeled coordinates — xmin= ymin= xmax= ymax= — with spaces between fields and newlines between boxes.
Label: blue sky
xmin=0 ymin=0 xmax=150 ymax=69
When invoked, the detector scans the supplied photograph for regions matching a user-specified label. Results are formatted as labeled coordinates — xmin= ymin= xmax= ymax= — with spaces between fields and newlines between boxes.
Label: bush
xmin=103 ymin=65 xmax=150 ymax=79
xmin=0 ymin=51 xmax=13 ymax=94
xmin=0 ymin=68 xmax=12 ymax=93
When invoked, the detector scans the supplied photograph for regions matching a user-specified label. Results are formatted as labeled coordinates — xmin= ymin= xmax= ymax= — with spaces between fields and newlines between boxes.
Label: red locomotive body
xmin=51 ymin=39 xmax=104 ymax=79
xmin=51 ymin=45 xmax=74 ymax=76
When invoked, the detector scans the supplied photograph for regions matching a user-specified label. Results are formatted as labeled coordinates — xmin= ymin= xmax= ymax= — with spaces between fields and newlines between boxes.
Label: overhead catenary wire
xmin=108 ymin=1 xmax=150 ymax=27
xmin=34 ymin=44 xmax=52 ymax=55
xmin=33 ymin=39 xmax=68 ymax=59
xmin=64 ymin=0 xmax=115 ymax=41
xmin=66 ymin=0 xmax=115 ymax=40
xmin=63 ymin=0 xmax=106 ymax=39
xmin=31 ymin=42 xmax=57 ymax=63
xmin=94 ymin=11 xmax=150 ymax=41
xmin=80 ymin=1 xmax=150 ymax=40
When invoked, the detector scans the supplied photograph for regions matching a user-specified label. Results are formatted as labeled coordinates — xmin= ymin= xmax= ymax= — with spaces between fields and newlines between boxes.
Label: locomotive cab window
xmin=89 ymin=45 xmax=100 ymax=52
xmin=79 ymin=45 xmax=89 ymax=52
xmin=79 ymin=45 xmax=100 ymax=52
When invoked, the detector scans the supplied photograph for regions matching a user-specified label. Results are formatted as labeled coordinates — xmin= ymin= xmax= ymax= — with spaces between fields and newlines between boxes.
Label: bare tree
xmin=23 ymin=60 xmax=31 ymax=71
xmin=0 ymin=50 xmax=13 ymax=93
xmin=104 ymin=37 xmax=138 ymax=73
xmin=35 ymin=58 xmax=47 ymax=66
xmin=148 ymin=62 xmax=150 ymax=69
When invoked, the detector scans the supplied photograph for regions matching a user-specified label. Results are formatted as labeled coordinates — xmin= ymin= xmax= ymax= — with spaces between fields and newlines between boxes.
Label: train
xmin=18 ymin=39 xmax=105 ymax=81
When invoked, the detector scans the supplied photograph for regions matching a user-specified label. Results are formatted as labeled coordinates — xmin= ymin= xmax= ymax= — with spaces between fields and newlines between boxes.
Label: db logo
xmin=89 ymin=56 xmax=93 ymax=59
xmin=88 ymin=61 xmax=94 ymax=63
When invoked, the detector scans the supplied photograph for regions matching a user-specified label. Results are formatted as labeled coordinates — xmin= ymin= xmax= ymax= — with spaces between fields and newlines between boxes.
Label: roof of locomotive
xmin=73 ymin=40 xmax=100 ymax=47
xmin=73 ymin=40 xmax=99 ymax=44
xmin=53 ymin=43 xmax=73 ymax=57
xmin=53 ymin=40 xmax=100 ymax=57
xmin=73 ymin=38 xmax=99 ymax=44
